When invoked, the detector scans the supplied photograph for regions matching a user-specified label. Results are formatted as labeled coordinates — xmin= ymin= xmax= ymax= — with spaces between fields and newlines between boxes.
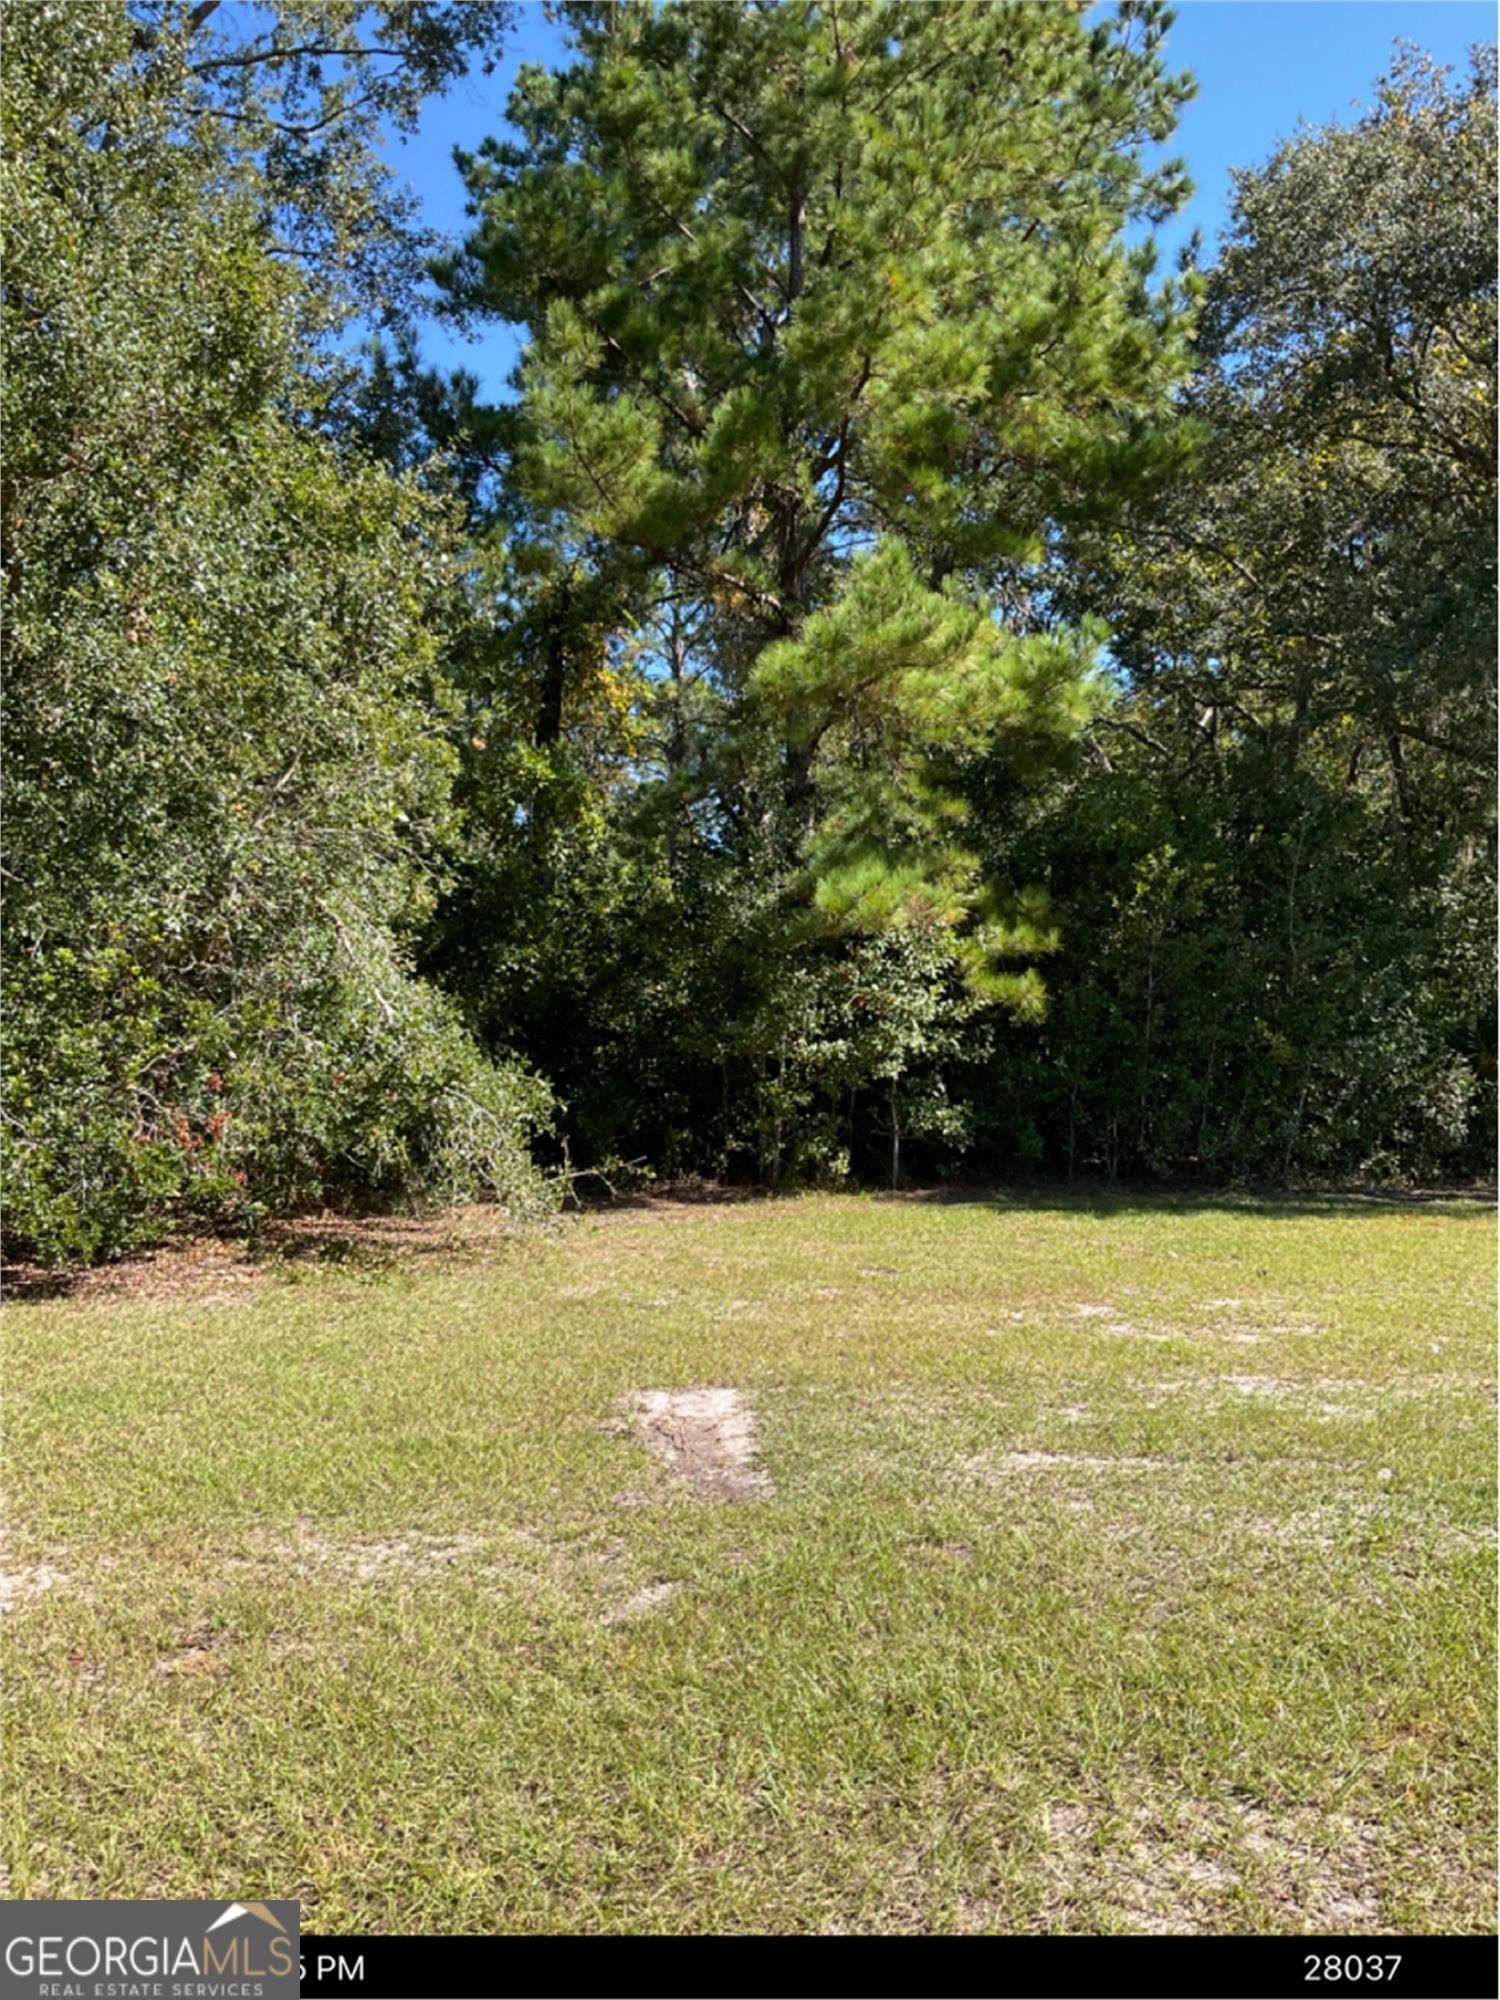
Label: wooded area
xmin=4 ymin=0 xmax=1495 ymax=1264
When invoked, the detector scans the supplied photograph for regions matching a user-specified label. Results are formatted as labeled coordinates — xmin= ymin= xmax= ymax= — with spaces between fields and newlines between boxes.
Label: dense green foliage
xmin=1002 ymin=43 xmax=1497 ymax=1183
xmin=2 ymin=0 xmax=550 ymax=1261
xmin=3 ymin=4 xmax=1493 ymax=1260
xmin=422 ymin=7 xmax=1494 ymax=1192
xmin=422 ymin=0 xmax=1201 ymax=1184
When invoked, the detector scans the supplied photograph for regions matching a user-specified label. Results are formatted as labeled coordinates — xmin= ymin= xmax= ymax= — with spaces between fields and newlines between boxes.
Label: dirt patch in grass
xmin=258 ymin=1210 xmax=508 ymax=1273
xmin=155 ymin=1628 xmax=232 ymax=1680
xmin=1018 ymin=1792 xmax=1385 ymax=1934
xmin=1257 ymin=1506 xmax=1498 ymax=1556
xmin=621 ymin=1387 xmax=772 ymax=1500
xmin=1147 ymin=1374 xmax=1448 ymax=1416
xmin=603 ymin=1580 xmax=682 ymax=1625
xmin=0 ymin=1561 xmax=71 ymax=1613
xmin=952 ymin=1792 xmax=1400 ymax=1928
xmin=961 ymin=1449 xmax=1172 ymax=1479
xmin=910 ymin=1539 xmax=975 ymax=1566
xmin=283 ymin=1525 xmax=496 ymax=1584
xmin=1 ymin=1205 xmax=525 ymax=1305
xmin=2 ymin=1238 xmax=265 ymax=1306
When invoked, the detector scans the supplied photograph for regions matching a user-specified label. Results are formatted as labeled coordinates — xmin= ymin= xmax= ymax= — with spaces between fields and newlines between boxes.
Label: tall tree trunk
xmin=665 ymin=603 xmax=687 ymax=879
xmin=535 ymin=600 xmax=568 ymax=748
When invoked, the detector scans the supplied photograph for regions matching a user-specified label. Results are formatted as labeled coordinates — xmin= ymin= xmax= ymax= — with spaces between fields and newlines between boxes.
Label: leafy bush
xmin=1 ymin=1 xmax=553 ymax=1262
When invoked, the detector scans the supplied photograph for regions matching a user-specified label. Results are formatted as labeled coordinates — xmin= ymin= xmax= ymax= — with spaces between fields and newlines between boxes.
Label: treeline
xmin=3 ymin=2 xmax=1494 ymax=1263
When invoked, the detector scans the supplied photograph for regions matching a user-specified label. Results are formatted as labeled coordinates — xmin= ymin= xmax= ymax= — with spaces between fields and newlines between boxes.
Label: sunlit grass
xmin=3 ymin=1191 xmax=1493 ymax=1933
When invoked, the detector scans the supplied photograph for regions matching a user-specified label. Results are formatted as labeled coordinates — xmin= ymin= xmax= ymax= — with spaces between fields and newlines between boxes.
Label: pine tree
xmin=442 ymin=0 xmax=1197 ymax=1003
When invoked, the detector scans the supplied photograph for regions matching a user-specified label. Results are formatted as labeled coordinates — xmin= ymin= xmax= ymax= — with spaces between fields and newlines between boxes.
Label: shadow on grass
xmin=571 ymin=1176 xmax=774 ymax=1213
xmin=0 ymin=1205 xmax=504 ymax=1305
xmin=252 ymin=1210 xmax=481 ymax=1268
xmin=6 ymin=1179 xmax=1492 ymax=1303
xmin=571 ymin=1175 xmax=1495 ymax=1224
xmin=877 ymin=1181 xmax=1496 ymax=1219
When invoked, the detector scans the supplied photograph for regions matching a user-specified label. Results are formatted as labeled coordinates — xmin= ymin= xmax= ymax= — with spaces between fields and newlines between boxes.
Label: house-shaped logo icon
xmin=204 ymin=1904 xmax=289 ymax=1936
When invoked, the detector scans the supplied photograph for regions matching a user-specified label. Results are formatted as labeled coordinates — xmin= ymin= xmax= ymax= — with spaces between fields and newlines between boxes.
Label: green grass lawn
xmin=3 ymin=1191 xmax=1494 ymax=1934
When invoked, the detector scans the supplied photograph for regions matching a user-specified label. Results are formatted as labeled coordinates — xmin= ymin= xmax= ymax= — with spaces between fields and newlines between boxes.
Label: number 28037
xmin=1304 ymin=1957 xmax=1402 ymax=1983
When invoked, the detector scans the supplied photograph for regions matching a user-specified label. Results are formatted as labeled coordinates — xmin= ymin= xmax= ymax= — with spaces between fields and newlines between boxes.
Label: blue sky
xmin=384 ymin=0 xmax=1494 ymax=390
